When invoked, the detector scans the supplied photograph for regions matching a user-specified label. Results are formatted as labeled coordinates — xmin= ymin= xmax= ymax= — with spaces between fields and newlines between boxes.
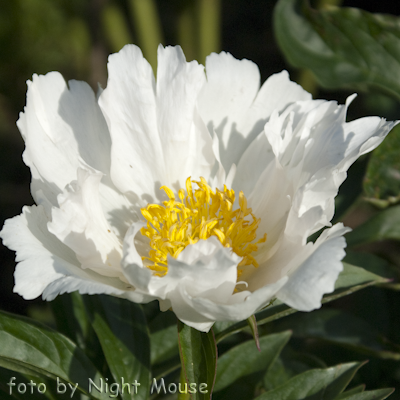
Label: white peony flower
xmin=1 ymin=45 xmax=396 ymax=332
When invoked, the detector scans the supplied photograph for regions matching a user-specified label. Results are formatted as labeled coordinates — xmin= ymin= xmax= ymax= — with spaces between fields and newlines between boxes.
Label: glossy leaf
xmin=215 ymin=263 xmax=387 ymax=343
xmin=344 ymin=252 xmax=394 ymax=279
xmin=0 ymin=368 xmax=58 ymax=400
xmin=149 ymin=310 xmax=179 ymax=365
xmin=334 ymin=263 xmax=387 ymax=289
xmin=274 ymin=0 xmax=400 ymax=101
xmin=0 ymin=310 xmax=108 ymax=399
xmin=364 ymin=124 xmax=400 ymax=208
xmin=84 ymin=295 xmax=150 ymax=400
xmin=51 ymin=292 xmax=90 ymax=350
xmin=255 ymin=362 xmax=363 ymax=400
xmin=274 ymin=308 xmax=400 ymax=360
xmin=177 ymin=321 xmax=217 ymax=400
xmin=214 ymin=331 xmax=291 ymax=392
xmin=345 ymin=205 xmax=400 ymax=247
xmin=263 ymin=348 xmax=327 ymax=392
xmin=338 ymin=388 xmax=394 ymax=400
xmin=336 ymin=385 xmax=365 ymax=399
xmin=51 ymin=294 xmax=107 ymax=374
xmin=149 ymin=310 xmax=180 ymax=381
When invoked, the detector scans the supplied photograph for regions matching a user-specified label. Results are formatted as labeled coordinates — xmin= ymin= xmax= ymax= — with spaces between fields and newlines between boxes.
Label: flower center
xmin=140 ymin=177 xmax=267 ymax=277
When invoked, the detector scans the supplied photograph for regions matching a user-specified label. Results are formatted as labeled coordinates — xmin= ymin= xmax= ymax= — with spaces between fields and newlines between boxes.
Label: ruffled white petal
xmin=48 ymin=167 xmax=124 ymax=278
xmin=178 ymin=277 xmax=288 ymax=331
xmin=122 ymin=230 xmax=288 ymax=332
xmin=276 ymin=223 xmax=350 ymax=311
xmin=199 ymin=58 xmax=311 ymax=170
xmin=157 ymin=237 xmax=240 ymax=300
xmin=123 ymin=230 xmax=240 ymax=298
xmin=0 ymin=205 xmax=135 ymax=301
xmin=18 ymin=72 xmax=135 ymax=240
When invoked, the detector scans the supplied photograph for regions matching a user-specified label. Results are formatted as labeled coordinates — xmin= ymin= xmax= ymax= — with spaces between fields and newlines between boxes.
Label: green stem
xmin=177 ymin=367 xmax=191 ymax=400
xmin=129 ymin=0 xmax=163 ymax=73
xmin=177 ymin=320 xmax=218 ymax=400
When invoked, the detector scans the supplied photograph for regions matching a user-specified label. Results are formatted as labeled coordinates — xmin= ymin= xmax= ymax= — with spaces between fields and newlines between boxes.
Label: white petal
xmin=123 ymin=233 xmax=241 ymax=301
xmin=48 ymin=167 xmax=124 ymax=278
xmin=276 ymin=224 xmax=350 ymax=311
xmin=157 ymin=45 xmax=205 ymax=143
xmin=155 ymin=46 xmax=215 ymax=186
xmin=0 ymin=205 xmax=132 ymax=301
xmin=121 ymin=221 xmax=155 ymax=293
xmin=245 ymin=160 xmax=292 ymax=263
xmin=123 ymin=230 xmax=287 ymax=332
xmin=43 ymin=275 xmax=151 ymax=303
xmin=233 ymin=128 xmax=274 ymax=196
xmin=258 ymin=97 xmax=397 ymax=237
xmin=240 ymin=70 xmax=311 ymax=135
xmin=208 ymin=131 xmax=228 ymax=189
xmin=173 ymin=277 xmax=288 ymax=331
xmin=99 ymin=44 xmax=166 ymax=203
xmin=339 ymin=115 xmax=397 ymax=170
xmin=199 ymin=60 xmax=312 ymax=171
xmin=163 ymin=237 xmax=240 ymax=301
xmin=18 ymin=72 xmax=111 ymax=205
xmin=198 ymin=52 xmax=260 ymax=169
xmin=199 ymin=52 xmax=260 ymax=132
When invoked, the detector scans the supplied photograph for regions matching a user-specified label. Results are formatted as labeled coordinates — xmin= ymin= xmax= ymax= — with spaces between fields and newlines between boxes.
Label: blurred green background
xmin=1 ymin=0 xmax=400 ymax=395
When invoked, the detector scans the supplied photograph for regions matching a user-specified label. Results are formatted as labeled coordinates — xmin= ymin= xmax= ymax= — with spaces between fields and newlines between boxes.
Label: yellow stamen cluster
xmin=140 ymin=177 xmax=267 ymax=277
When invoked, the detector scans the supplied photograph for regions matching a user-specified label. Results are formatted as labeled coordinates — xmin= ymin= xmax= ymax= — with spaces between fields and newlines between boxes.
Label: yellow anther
xmin=161 ymin=186 xmax=175 ymax=200
xmin=140 ymin=177 xmax=266 ymax=278
xmin=213 ymin=228 xmax=225 ymax=243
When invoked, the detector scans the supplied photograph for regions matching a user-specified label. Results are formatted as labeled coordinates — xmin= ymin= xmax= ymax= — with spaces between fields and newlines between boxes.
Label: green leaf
xmin=215 ymin=263 xmax=387 ymax=343
xmin=364 ymin=124 xmax=400 ymax=208
xmin=149 ymin=310 xmax=180 ymax=381
xmin=177 ymin=321 xmax=217 ymax=400
xmin=0 ymin=310 xmax=108 ymax=399
xmin=51 ymin=292 xmax=90 ymax=350
xmin=338 ymin=388 xmax=394 ymax=400
xmin=334 ymin=263 xmax=388 ymax=289
xmin=214 ymin=331 xmax=291 ymax=392
xmin=345 ymin=205 xmax=400 ymax=247
xmin=0 ymin=368 xmax=59 ymax=400
xmin=263 ymin=348 xmax=327 ymax=392
xmin=343 ymin=252 xmax=397 ymax=281
xmin=336 ymin=385 xmax=365 ymax=399
xmin=274 ymin=308 xmax=400 ymax=360
xmin=84 ymin=295 xmax=150 ymax=400
xmin=255 ymin=362 xmax=364 ymax=400
xmin=274 ymin=0 xmax=400 ymax=101
xmin=149 ymin=310 xmax=179 ymax=365
xmin=51 ymin=293 xmax=106 ymax=374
